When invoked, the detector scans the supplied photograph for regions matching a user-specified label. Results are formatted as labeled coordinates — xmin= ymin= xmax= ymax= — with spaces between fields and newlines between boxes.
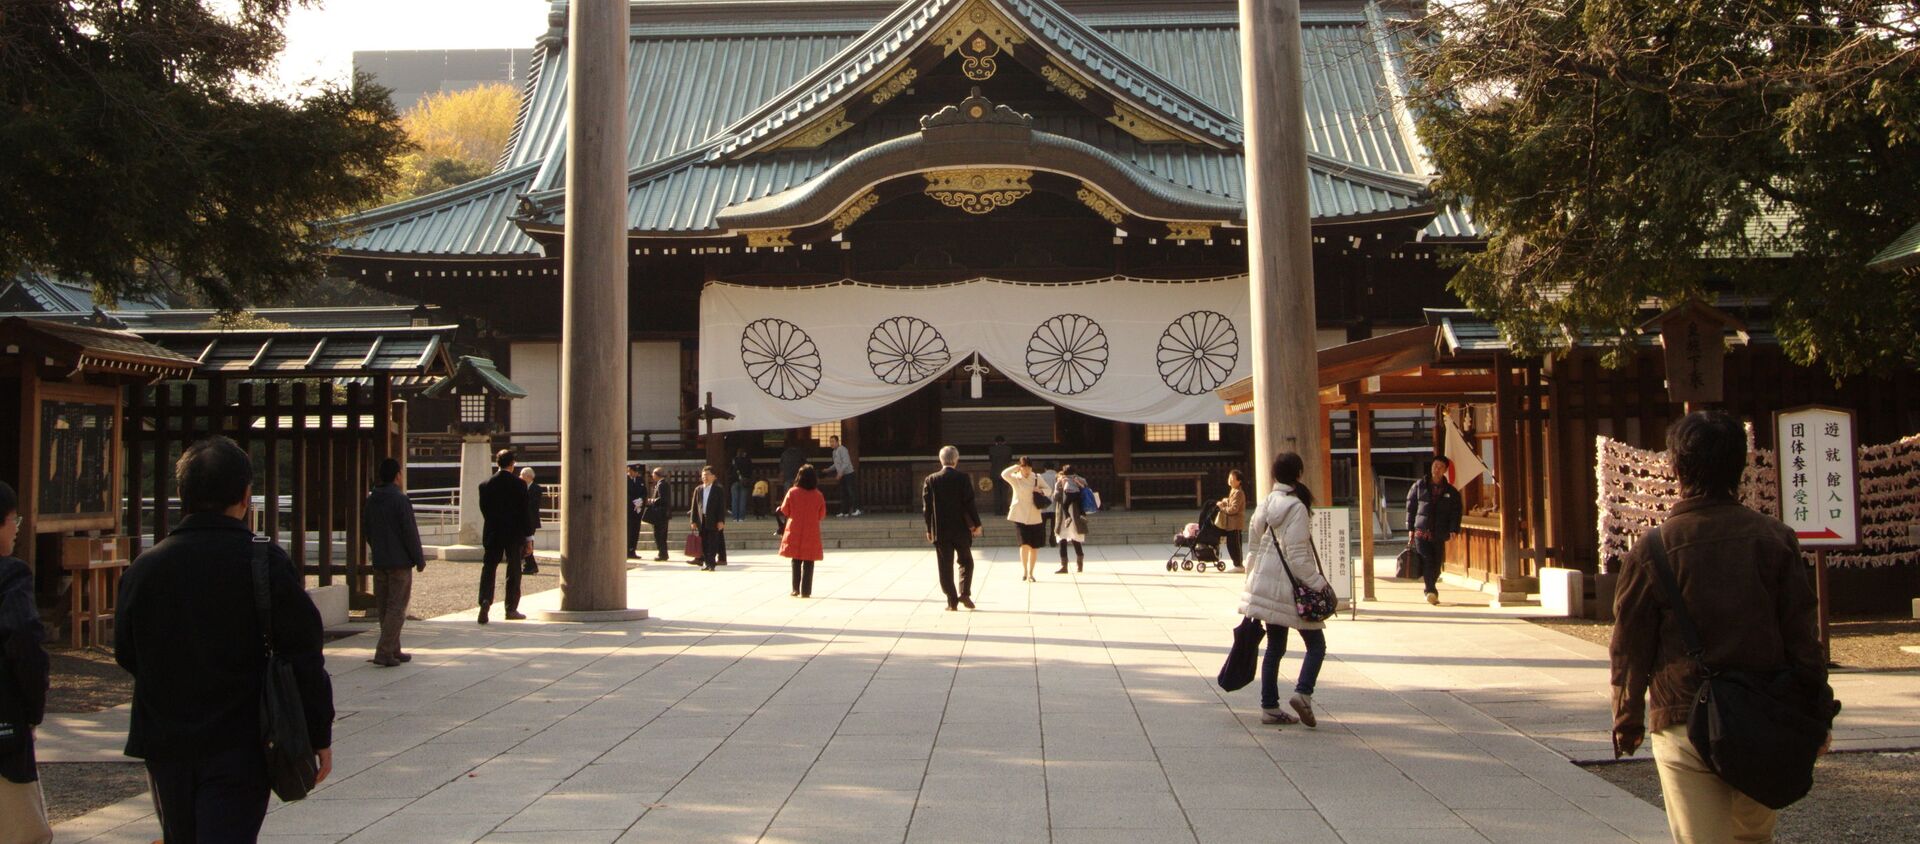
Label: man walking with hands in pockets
xmin=922 ymin=446 xmax=981 ymax=611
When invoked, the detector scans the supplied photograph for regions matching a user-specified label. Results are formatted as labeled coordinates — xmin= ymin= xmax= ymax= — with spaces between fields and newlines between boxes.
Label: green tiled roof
xmin=333 ymin=0 xmax=1478 ymax=258
xmin=1869 ymin=221 xmax=1920 ymax=272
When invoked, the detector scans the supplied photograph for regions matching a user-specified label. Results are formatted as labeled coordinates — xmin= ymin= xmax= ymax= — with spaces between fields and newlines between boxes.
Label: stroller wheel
xmin=1215 ymin=560 xmax=1227 ymax=571
xmin=1181 ymin=559 xmax=1194 ymax=571
xmin=1166 ymin=560 xmax=1176 ymax=571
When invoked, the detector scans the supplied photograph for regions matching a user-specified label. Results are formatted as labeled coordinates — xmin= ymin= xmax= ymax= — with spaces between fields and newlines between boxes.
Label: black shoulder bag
xmin=251 ymin=536 xmax=318 ymax=802
xmin=1641 ymin=528 xmax=1834 ymax=810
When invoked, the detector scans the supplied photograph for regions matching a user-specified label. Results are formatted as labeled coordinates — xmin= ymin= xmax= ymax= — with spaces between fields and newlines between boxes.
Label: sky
xmin=271 ymin=0 xmax=553 ymax=91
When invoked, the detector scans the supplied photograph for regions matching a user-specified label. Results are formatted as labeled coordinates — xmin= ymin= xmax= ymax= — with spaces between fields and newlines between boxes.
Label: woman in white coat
xmin=1238 ymin=452 xmax=1330 ymax=728
xmin=1002 ymin=457 xmax=1047 ymax=581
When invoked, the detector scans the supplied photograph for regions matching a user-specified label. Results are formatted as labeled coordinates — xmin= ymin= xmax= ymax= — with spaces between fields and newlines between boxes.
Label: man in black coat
xmin=688 ymin=465 xmax=727 ymax=571
xmin=0 ymin=480 xmax=52 ymax=842
xmin=922 ymin=445 xmax=982 ymax=611
xmin=477 ymin=449 xmax=531 ymax=623
xmin=116 ymin=437 xmax=333 ymax=843
xmin=363 ymin=458 xmax=425 ymax=667
xmin=626 ymin=464 xmax=648 ymax=558
xmin=643 ymin=467 xmax=672 ymax=561
xmin=1406 ymin=454 xmax=1464 ymax=605
xmin=520 ymin=467 xmax=544 ymax=574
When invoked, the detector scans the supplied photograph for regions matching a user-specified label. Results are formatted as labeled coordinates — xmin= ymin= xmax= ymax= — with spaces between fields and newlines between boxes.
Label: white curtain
xmin=699 ymin=276 xmax=1253 ymax=432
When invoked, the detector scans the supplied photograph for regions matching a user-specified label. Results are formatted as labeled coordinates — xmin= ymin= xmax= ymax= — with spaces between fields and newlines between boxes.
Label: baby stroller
xmin=1167 ymin=502 xmax=1229 ymax=572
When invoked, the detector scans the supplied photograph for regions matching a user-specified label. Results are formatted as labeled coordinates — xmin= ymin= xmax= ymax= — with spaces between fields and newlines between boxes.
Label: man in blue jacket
xmin=364 ymin=458 xmax=426 ymax=667
xmin=1406 ymin=454 xmax=1463 ymax=605
xmin=0 ymin=480 xmax=52 ymax=843
xmin=117 ymin=437 xmax=333 ymax=842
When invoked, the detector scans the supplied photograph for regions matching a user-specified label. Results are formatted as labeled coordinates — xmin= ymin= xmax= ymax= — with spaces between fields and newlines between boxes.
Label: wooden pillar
xmin=1112 ymin=421 xmax=1133 ymax=475
xmin=1524 ymin=361 xmax=1549 ymax=571
xmin=1240 ymin=0 xmax=1322 ymax=493
xmin=555 ymin=0 xmax=641 ymax=617
xmin=1317 ymin=404 xmax=1333 ymax=494
xmin=316 ymin=385 xmax=333 ymax=587
xmin=841 ymin=416 xmax=860 ymax=463
xmin=15 ymin=372 xmax=37 ymax=571
xmin=127 ymin=386 xmax=145 ymax=557
xmin=290 ymin=383 xmax=307 ymax=576
xmin=1492 ymin=353 xmax=1526 ymax=604
xmin=263 ymin=384 xmax=280 ymax=546
xmin=1356 ymin=404 xmax=1376 ymax=601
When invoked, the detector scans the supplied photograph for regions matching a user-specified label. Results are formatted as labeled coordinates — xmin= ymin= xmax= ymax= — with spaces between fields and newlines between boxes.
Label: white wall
xmin=629 ymin=341 xmax=680 ymax=432
xmin=509 ymin=340 xmax=682 ymax=437
xmin=508 ymin=341 xmax=559 ymax=436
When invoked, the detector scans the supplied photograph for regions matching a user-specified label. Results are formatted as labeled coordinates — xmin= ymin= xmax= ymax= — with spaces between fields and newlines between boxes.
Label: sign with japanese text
xmin=1310 ymin=507 xmax=1354 ymax=605
xmin=1660 ymin=310 xmax=1726 ymax=404
xmin=1774 ymin=406 xmax=1859 ymax=547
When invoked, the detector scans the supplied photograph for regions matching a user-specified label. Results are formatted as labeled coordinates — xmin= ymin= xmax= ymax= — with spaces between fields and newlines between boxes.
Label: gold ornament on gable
xmin=778 ymin=108 xmax=853 ymax=149
xmin=870 ymin=66 xmax=918 ymax=106
xmin=745 ymin=229 xmax=794 ymax=248
xmin=1107 ymin=102 xmax=1187 ymax=143
xmin=1165 ymin=222 xmax=1212 ymax=241
xmin=831 ymin=192 xmax=882 ymax=231
xmin=1040 ymin=64 xmax=1090 ymax=101
xmin=924 ymin=168 xmax=1032 ymax=215
xmin=1075 ymin=182 xmax=1124 ymax=225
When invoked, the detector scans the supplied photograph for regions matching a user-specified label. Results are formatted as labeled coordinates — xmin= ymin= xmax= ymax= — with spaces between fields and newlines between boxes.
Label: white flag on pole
xmin=1444 ymin=417 xmax=1488 ymax=488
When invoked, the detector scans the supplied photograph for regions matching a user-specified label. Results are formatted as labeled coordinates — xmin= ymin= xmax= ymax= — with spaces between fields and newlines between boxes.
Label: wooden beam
xmin=1356 ymin=405 xmax=1376 ymax=601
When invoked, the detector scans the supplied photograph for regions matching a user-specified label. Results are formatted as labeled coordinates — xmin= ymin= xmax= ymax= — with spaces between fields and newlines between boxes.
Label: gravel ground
xmin=46 ymin=647 xmax=132 ymax=713
xmin=1528 ymin=615 xmax=1920 ymax=670
xmin=1584 ymin=751 xmax=1920 ymax=842
xmin=38 ymin=762 xmax=150 ymax=824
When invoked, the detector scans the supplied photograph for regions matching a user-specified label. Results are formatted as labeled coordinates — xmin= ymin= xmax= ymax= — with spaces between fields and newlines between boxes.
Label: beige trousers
xmin=373 ymin=567 xmax=413 ymax=661
xmin=1651 ymin=724 xmax=1777 ymax=844
xmin=0 ymin=776 xmax=53 ymax=844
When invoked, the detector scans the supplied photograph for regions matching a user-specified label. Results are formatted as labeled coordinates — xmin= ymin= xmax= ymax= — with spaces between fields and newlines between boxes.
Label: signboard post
xmin=1774 ymin=405 xmax=1859 ymax=660
xmin=1311 ymin=508 xmax=1355 ymax=614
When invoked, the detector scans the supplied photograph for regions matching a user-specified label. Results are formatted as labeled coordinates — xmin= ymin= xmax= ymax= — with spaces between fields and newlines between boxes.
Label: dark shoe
xmin=1076 ymin=561 xmax=1083 ymax=572
xmin=1056 ymin=565 xmax=1069 ymax=574
xmin=522 ymin=561 xmax=539 ymax=575
xmin=703 ymin=563 xmax=716 ymax=571
xmin=792 ymin=590 xmax=800 ymax=597
xmin=1289 ymin=694 xmax=1317 ymax=729
xmin=655 ymin=556 xmax=669 ymax=562
xmin=1425 ymin=591 xmax=1440 ymax=606
xmin=504 ymin=610 xmax=527 ymax=621
xmin=686 ymin=559 xmax=702 ymax=565
xmin=961 ymin=598 xmax=975 ymax=610
xmin=395 ymin=652 xmax=413 ymax=663
xmin=368 ymin=656 xmax=399 ymax=667
xmin=477 ymin=606 xmax=490 ymax=625
xmin=801 ymin=593 xmax=811 ymax=599
xmin=947 ymin=601 xmax=958 ymax=611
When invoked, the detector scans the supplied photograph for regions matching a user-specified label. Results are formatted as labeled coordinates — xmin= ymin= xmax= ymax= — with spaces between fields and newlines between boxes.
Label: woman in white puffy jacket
xmin=1237 ymin=452 xmax=1330 ymax=728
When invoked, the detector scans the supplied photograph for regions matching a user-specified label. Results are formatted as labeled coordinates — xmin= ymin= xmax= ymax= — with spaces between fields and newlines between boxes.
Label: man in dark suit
xmin=626 ymin=464 xmax=647 ymax=558
xmin=644 ymin=467 xmax=672 ymax=561
xmin=922 ymin=445 xmax=982 ymax=611
xmin=520 ymin=466 xmax=543 ymax=575
xmin=477 ymin=449 xmax=530 ymax=623
xmin=116 ymin=437 xmax=333 ymax=842
xmin=688 ymin=465 xmax=727 ymax=571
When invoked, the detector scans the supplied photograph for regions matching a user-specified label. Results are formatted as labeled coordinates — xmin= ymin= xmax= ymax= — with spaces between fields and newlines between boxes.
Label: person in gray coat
xmin=363 ymin=458 xmax=426 ymax=667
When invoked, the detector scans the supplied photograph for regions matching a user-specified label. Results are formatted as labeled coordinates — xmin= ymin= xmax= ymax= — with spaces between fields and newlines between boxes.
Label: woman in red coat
xmin=778 ymin=464 xmax=827 ymax=597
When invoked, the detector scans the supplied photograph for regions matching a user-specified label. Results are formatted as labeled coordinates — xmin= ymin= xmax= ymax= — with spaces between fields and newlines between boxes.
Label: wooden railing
xmin=407 ymin=429 xmax=685 ymax=464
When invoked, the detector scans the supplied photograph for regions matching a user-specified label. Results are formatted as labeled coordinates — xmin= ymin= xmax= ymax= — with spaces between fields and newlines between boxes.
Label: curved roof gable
xmin=711 ymin=0 xmax=1244 ymax=158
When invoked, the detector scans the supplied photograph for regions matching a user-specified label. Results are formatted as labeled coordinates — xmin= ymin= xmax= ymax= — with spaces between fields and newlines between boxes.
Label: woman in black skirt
xmin=1001 ymin=457 xmax=1047 ymax=581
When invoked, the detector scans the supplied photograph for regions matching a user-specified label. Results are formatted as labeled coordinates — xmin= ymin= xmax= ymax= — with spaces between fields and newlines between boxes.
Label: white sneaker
xmin=851 ymin=509 xmax=864 ymax=517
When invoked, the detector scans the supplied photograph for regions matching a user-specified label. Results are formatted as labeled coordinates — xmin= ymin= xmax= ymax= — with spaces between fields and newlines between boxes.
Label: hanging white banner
xmin=699 ymin=276 xmax=1253 ymax=432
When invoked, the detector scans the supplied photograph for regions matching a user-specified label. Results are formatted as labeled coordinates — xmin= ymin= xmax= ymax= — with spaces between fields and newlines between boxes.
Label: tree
xmin=0 ymin=0 xmax=412 ymax=310
xmin=1404 ymin=0 xmax=1920 ymax=377
xmin=385 ymin=82 xmax=519 ymax=202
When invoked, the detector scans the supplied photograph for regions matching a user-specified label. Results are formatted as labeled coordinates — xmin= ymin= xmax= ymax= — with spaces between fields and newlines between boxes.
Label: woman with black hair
xmin=779 ymin=465 xmax=827 ymax=598
xmin=1237 ymin=453 xmax=1331 ymax=729
xmin=0 ymin=480 xmax=53 ymax=844
xmin=1001 ymin=457 xmax=1047 ymax=581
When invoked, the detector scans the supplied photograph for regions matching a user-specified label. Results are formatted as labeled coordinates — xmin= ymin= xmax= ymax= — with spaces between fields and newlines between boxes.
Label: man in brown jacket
xmin=1610 ymin=410 xmax=1831 ymax=842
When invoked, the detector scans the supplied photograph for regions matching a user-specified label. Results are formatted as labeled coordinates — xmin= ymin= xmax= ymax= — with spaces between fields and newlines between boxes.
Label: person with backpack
xmin=1052 ymin=465 xmax=1089 ymax=573
xmin=0 ymin=481 xmax=52 ymax=844
xmin=1238 ymin=453 xmax=1330 ymax=728
xmin=1611 ymin=410 xmax=1836 ymax=842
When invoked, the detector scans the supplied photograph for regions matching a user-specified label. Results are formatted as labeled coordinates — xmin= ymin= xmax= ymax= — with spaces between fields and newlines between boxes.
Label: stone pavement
xmin=50 ymin=545 xmax=1919 ymax=843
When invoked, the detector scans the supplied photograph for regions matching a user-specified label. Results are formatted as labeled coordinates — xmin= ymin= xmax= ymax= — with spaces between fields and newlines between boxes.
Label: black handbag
xmin=1394 ymin=547 xmax=1420 ymax=579
xmin=250 ymin=537 xmax=318 ymax=803
xmin=1216 ymin=616 xmax=1263 ymax=691
xmin=1642 ymin=528 xmax=1835 ymax=810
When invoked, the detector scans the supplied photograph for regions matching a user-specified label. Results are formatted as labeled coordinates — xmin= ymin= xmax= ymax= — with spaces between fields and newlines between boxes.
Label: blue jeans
xmin=731 ymin=482 xmax=748 ymax=520
xmin=1260 ymin=622 xmax=1326 ymax=710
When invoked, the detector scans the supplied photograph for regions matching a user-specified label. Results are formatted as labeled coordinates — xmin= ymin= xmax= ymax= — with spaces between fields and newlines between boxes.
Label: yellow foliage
xmin=401 ymin=82 xmax=519 ymax=165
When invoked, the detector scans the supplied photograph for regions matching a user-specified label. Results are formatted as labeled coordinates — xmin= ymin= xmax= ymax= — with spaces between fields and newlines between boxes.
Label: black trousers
xmin=790 ymin=559 xmax=815 ymax=596
xmin=146 ymin=744 xmax=270 ymax=844
xmin=1058 ymin=540 xmax=1083 ymax=564
xmin=1222 ymin=531 xmax=1244 ymax=567
xmin=935 ymin=541 xmax=974 ymax=603
xmin=650 ymin=521 xmax=670 ymax=559
xmin=698 ymin=527 xmax=727 ymax=567
xmin=838 ymin=472 xmax=860 ymax=514
xmin=1040 ymin=512 xmax=1056 ymax=546
xmin=480 ymin=539 xmax=522 ymax=611
xmin=627 ymin=516 xmax=643 ymax=556
xmin=1416 ymin=537 xmax=1442 ymax=593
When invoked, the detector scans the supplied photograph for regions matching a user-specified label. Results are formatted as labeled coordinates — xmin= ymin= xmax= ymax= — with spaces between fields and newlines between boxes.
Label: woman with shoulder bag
xmin=1001 ymin=457 xmax=1046 ymax=582
xmin=1237 ymin=453 xmax=1331 ymax=728
xmin=1214 ymin=470 xmax=1248 ymax=570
